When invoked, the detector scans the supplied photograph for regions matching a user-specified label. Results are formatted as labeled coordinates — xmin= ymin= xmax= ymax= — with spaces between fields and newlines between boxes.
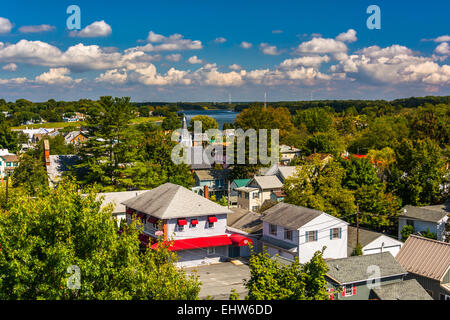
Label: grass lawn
xmin=11 ymin=117 xmax=164 ymax=130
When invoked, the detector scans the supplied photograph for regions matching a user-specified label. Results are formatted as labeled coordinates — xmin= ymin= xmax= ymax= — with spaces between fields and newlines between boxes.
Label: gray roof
xmin=278 ymin=166 xmax=297 ymax=181
xmin=346 ymin=226 xmax=400 ymax=255
xmin=261 ymin=202 xmax=323 ymax=230
xmin=47 ymin=155 xmax=80 ymax=183
xmin=400 ymin=205 xmax=448 ymax=223
xmin=96 ymin=190 xmax=152 ymax=214
xmin=325 ymin=252 xmax=406 ymax=285
xmin=251 ymin=175 xmax=283 ymax=189
xmin=261 ymin=235 xmax=298 ymax=251
xmin=372 ymin=279 xmax=433 ymax=300
xmin=121 ymin=183 xmax=232 ymax=219
xmin=270 ymin=255 xmax=296 ymax=266
xmin=194 ymin=169 xmax=230 ymax=181
xmin=227 ymin=208 xmax=263 ymax=234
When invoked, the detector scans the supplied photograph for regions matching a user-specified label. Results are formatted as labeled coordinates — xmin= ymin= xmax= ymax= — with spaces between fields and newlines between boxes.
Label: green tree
xmin=0 ymin=179 xmax=200 ymax=299
xmin=339 ymin=156 xmax=380 ymax=190
xmin=161 ymin=112 xmax=181 ymax=131
xmin=351 ymin=243 xmax=363 ymax=256
xmin=189 ymin=115 xmax=219 ymax=133
xmin=11 ymin=153 xmax=49 ymax=196
xmin=388 ymin=138 xmax=448 ymax=206
xmin=284 ymin=159 xmax=356 ymax=219
xmin=0 ymin=125 xmax=19 ymax=153
xmin=293 ymin=107 xmax=333 ymax=134
xmin=244 ymin=249 xmax=329 ymax=300
xmin=401 ymin=225 xmax=414 ymax=241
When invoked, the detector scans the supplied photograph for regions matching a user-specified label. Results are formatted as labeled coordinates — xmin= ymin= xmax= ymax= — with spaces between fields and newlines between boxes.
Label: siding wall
xmin=166 ymin=214 xmax=228 ymax=240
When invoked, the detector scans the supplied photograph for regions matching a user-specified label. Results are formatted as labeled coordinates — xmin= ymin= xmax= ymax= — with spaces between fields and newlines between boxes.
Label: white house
xmin=122 ymin=183 xmax=253 ymax=268
xmin=347 ymin=226 xmax=403 ymax=257
xmin=260 ymin=202 xmax=348 ymax=263
xmin=398 ymin=205 xmax=449 ymax=242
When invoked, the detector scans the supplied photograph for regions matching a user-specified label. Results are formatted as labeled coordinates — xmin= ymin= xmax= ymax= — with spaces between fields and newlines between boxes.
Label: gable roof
xmin=122 ymin=183 xmax=232 ymax=219
xmin=96 ymin=190 xmax=152 ymax=214
xmin=326 ymin=252 xmax=406 ymax=285
xmin=346 ymin=226 xmax=401 ymax=255
xmin=232 ymin=178 xmax=251 ymax=188
xmin=227 ymin=208 xmax=263 ymax=234
xmin=372 ymin=279 xmax=433 ymax=300
xmin=47 ymin=155 xmax=80 ymax=183
xmin=1 ymin=154 xmax=18 ymax=162
xmin=251 ymin=175 xmax=283 ymax=189
xmin=278 ymin=166 xmax=297 ymax=180
xmin=400 ymin=205 xmax=448 ymax=223
xmin=395 ymin=235 xmax=450 ymax=281
xmin=194 ymin=169 xmax=230 ymax=181
xmin=261 ymin=202 xmax=323 ymax=230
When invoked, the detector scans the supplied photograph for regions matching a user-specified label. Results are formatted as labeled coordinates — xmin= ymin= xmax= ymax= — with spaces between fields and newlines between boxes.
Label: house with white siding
xmin=122 ymin=183 xmax=253 ymax=268
xmin=398 ymin=205 xmax=448 ymax=241
xmin=347 ymin=226 xmax=403 ymax=257
xmin=260 ymin=202 xmax=348 ymax=263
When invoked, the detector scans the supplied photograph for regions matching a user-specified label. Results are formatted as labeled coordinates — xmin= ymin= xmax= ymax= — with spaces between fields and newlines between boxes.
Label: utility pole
xmin=227 ymin=180 xmax=231 ymax=209
xmin=356 ymin=203 xmax=360 ymax=245
xmin=5 ymin=172 xmax=9 ymax=207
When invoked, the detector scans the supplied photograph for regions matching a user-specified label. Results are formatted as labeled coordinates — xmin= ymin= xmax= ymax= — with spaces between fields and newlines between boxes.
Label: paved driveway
xmin=186 ymin=262 xmax=250 ymax=300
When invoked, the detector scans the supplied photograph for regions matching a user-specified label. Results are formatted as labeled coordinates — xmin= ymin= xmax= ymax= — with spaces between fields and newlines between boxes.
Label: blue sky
xmin=0 ymin=0 xmax=449 ymax=102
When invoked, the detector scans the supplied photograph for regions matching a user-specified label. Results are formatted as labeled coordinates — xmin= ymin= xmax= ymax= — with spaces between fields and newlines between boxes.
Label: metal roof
xmin=395 ymin=235 xmax=450 ymax=281
xmin=122 ymin=183 xmax=232 ymax=219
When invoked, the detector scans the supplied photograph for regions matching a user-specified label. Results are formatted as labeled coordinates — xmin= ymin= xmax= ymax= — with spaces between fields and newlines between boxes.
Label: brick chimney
xmin=44 ymin=139 xmax=50 ymax=167
xmin=204 ymin=185 xmax=209 ymax=199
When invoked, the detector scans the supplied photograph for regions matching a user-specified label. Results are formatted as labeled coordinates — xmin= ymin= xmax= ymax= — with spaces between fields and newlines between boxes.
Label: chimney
xmin=204 ymin=185 xmax=209 ymax=199
xmin=44 ymin=139 xmax=50 ymax=167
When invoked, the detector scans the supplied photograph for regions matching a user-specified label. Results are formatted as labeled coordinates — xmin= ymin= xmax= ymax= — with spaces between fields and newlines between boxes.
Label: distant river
xmin=179 ymin=109 xmax=239 ymax=129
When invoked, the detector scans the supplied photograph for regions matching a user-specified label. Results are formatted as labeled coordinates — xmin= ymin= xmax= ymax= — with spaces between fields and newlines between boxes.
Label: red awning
xmin=151 ymin=235 xmax=232 ymax=251
xmin=230 ymin=234 xmax=253 ymax=247
xmin=178 ymin=219 xmax=187 ymax=226
xmin=208 ymin=216 xmax=218 ymax=223
xmin=190 ymin=219 xmax=199 ymax=225
xmin=148 ymin=216 xmax=158 ymax=224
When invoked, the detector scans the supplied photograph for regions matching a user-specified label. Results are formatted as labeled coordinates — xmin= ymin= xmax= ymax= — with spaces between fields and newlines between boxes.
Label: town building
xmin=0 ymin=153 xmax=18 ymax=178
xmin=347 ymin=226 xmax=403 ymax=257
xmin=122 ymin=183 xmax=253 ymax=268
xmin=235 ymin=175 xmax=283 ymax=212
xmin=279 ymin=145 xmax=301 ymax=165
xmin=398 ymin=204 xmax=449 ymax=241
xmin=260 ymin=202 xmax=348 ymax=263
xmin=395 ymin=235 xmax=450 ymax=300
xmin=64 ymin=131 xmax=88 ymax=145
xmin=325 ymin=252 xmax=430 ymax=300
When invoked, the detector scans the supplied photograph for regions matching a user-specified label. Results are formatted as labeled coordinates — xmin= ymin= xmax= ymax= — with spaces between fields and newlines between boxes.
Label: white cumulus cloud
xmin=69 ymin=21 xmax=112 ymax=38
xmin=0 ymin=18 xmax=12 ymax=34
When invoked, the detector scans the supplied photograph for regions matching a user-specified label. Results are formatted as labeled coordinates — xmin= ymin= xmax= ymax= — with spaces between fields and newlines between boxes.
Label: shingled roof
xmin=121 ymin=183 xmax=232 ymax=219
xmin=395 ymin=235 xmax=450 ymax=281
xmin=400 ymin=205 xmax=448 ymax=223
xmin=261 ymin=202 xmax=324 ymax=230
xmin=372 ymin=279 xmax=433 ymax=300
xmin=325 ymin=252 xmax=406 ymax=285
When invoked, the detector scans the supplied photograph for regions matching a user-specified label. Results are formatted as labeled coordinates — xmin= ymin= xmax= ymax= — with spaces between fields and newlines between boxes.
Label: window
xmin=306 ymin=230 xmax=318 ymax=242
xmin=207 ymin=247 xmax=215 ymax=255
xmin=343 ymin=285 xmax=355 ymax=297
xmin=208 ymin=222 xmax=214 ymax=228
xmin=252 ymin=192 xmax=259 ymax=199
xmin=178 ymin=225 xmax=185 ymax=232
xmin=284 ymin=229 xmax=293 ymax=241
xmin=269 ymin=224 xmax=277 ymax=236
xmin=330 ymin=228 xmax=341 ymax=240
xmin=406 ymin=219 xmax=415 ymax=227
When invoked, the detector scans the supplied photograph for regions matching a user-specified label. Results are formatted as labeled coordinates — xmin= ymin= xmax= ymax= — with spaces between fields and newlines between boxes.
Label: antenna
xmin=264 ymin=91 xmax=267 ymax=108
xmin=228 ymin=93 xmax=231 ymax=105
